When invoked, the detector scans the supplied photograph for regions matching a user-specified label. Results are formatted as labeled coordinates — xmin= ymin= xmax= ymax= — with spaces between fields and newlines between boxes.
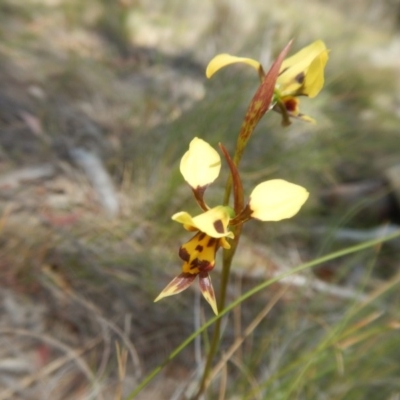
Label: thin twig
xmin=218 ymin=364 xmax=228 ymax=400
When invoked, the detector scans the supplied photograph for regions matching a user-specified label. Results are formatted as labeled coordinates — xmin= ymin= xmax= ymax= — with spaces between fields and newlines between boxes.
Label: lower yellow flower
xmin=154 ymin=231 xmax=229 ymax=315
xmin=155 ymin=139 xmax=310 ymax=316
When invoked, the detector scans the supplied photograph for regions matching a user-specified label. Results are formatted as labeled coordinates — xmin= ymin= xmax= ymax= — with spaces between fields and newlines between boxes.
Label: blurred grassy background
xmin=0 ymin=0 xmax=400 ymax=399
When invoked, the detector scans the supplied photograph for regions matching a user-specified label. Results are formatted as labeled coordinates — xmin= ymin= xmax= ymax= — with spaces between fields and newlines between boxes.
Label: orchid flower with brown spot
xmin=206 ymin=40 xmax=329 ymax=126
xmin=155 ymin=137 xmax=309 ymax=314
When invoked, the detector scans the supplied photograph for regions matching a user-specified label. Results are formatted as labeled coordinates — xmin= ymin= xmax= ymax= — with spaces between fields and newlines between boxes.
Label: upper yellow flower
xmin=206 ymin=40 xmax=328 ymax=125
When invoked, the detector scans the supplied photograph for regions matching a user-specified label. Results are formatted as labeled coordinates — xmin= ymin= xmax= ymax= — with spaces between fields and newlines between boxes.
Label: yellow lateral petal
xmin=206 ymin=54 xmax=261 ymax=78
xmin=249 ymin=179 xmax=309 ymax=221
xmin=172 ymin=211 xmax=195 ymax=229
xmin=180 ymin=137 xmax=221 ymax=188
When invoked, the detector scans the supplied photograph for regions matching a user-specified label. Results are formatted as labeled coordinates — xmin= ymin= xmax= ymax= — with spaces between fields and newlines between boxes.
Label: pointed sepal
xmin=198 ymin=272 xmax=218 ymax=315
xmin=235 ymin=40 xmax=293 ymax=162
xmin=154 ymin=273 xmax=196 ymax=302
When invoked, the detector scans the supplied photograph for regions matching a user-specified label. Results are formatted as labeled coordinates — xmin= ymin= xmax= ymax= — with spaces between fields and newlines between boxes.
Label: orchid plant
xmin=154 ymin=39 xmax=328 ymax=397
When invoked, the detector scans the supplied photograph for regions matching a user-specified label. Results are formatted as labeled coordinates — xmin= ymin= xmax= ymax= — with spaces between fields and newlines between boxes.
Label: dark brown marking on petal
xmin=189 ymin=260 xmax=199 ymax=270
xmin=190 ymin=258 xmax=200 ymax=268
xmin=195 ymin=245 xmax=204 ymax=252
xmin=198 ymin=259 xmax=214 ymax=272
xmin=284 ymin=98 xmax=297 ymax=112
xmin=198 ymin=232 xmax=206 ymax=241
xmin=179 ymin=247 xmax=190 ymax=262
xmin=295 ymin=72 xmax=305 ymax=84
xmin=180 ymin=272 xmax=193 ymax=278
xmin=189 ymin=257 xmax=214 ymax=272
xmin=213 ymin=220 xmax=224 ymax=234
xmin=207 ymin=237 xmax=217 ymax=247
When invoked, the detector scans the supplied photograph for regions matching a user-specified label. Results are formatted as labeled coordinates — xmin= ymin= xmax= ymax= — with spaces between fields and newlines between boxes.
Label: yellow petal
xmin=172 ymin=206 xmax=234 ymax=239
xmin=198 ymin=272 xmax=218 ymax=315
xmin=303 ymin=49 xmax=329 ymax=98
xmin=249 ymin=179 xmax=309 ymax=221
xmin=279 ymin=40 xmax=326 ymax=76
xmin=180 ymin=137 xmax=221 ymax=188
xmin=206 ymin=53 xmax=261 ymax=78
xmin=277 ymin=40 xmax=327 ymax=95
xmin=154 ymin=273 xmax=196 ymax=302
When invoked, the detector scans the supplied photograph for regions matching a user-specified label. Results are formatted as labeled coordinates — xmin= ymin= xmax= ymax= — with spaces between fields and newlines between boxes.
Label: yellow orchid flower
xmin=155 ymin=208 xmax=234 ymax=315
xmin=206 ymin=40 xmax=328 ymax=125
xmin=155 ymin=138 xmax=309 ymax=315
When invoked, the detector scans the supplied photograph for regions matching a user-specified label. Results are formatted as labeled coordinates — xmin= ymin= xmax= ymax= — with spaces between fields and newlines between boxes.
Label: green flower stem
xmin=195 ymin=136 xmax=248 ymax=398
xmin=194 ymin=223 xmax=243 ymax=398
xmin=194 ymin=218 xmax=242 ymax=398
xmin=126 ymin=229 xmax=400 ymax=399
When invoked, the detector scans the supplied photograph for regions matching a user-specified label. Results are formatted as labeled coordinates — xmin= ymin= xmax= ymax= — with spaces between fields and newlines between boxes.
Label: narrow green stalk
xmin=194 ymin=214 xmax=243 ymax=398
xmin=194 ymin=136 xmax=249 ymax=398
